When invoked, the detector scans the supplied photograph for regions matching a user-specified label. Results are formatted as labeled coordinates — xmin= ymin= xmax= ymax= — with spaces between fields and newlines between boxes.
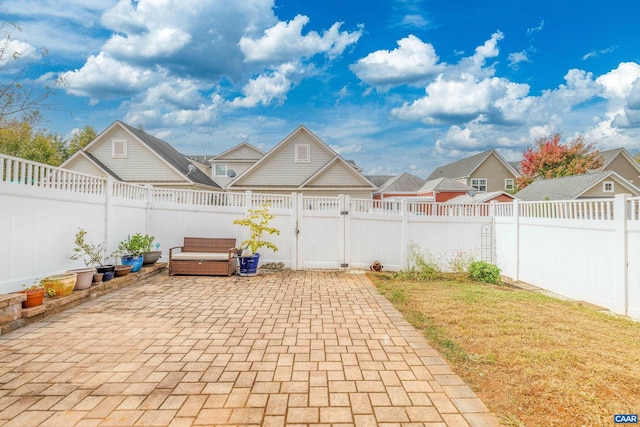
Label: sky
xmin=1 ymin=0 xmax=640 ymax=177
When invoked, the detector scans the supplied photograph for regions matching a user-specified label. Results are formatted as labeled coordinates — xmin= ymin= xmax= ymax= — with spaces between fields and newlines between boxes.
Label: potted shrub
xmin=20 ymin=283 xmax=46 ymax=308
xmin=69 ymin=228 xmax=103 ymax=289
xmin=233 ymin=203 xmax=280 ymax=276
xmin=115 ymin=234 xmax=146 ymax=272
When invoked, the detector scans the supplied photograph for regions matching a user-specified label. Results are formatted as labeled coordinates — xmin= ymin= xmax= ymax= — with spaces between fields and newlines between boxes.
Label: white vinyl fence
xmin=1 ymin=153 xmax=639 ymax=319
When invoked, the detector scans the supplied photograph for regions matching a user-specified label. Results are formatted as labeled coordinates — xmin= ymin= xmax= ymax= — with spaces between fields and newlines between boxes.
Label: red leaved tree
xmin=516 ymin=133 xmax=603 ymax=190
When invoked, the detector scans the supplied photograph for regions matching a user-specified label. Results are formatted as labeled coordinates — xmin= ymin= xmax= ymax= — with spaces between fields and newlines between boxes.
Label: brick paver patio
xmin=0 ymin=271 xmax=499 ymax=426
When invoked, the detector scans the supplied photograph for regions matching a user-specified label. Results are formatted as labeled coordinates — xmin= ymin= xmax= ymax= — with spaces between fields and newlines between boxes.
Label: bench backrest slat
xmin=183 ymin=237 xmax=236 ymax=253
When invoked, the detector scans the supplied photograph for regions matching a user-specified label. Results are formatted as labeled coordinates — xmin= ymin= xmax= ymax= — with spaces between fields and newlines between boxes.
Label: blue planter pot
xmin=121 ymin=255 xmax=144 ymax=272
xmin=238 ymin=253 xmax=260 ymax=276
xmin=97 ymin=265 xmax=115 ymax=281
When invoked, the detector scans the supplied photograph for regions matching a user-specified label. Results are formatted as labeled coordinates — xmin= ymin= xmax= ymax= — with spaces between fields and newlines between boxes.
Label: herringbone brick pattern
xmin=0 ymin=271 xmax=498 ymax=426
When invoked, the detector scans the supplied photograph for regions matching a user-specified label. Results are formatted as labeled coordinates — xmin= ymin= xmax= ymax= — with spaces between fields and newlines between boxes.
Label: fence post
xmin=244 ymin=190 xmax=252 ymax=211
xmin=513 ymin=198 xmax=520 ymax=281
xmin=145 ymin=185 xmax=153 ymax=236
xmin=613 ymin=194 xmax=628 ymax=315
xmin=291 ymin=192 xmax=299 ymax=271
xmin=400 ymin=199 xmax=409 ymax=270
xmin=104 ymin=177 xmax=114 ymax=254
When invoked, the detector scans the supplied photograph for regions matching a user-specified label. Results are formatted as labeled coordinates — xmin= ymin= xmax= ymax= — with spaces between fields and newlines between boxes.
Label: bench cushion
xmin=171 ymin=252 xmax=230 ymax=261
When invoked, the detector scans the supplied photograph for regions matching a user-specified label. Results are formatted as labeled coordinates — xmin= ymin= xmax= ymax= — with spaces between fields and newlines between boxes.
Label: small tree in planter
xmin=114 ymin=234 xmax=148 ymax=272
xmin=70 ymin=228 xmax=105 ymax=288
xmin=233 ymin=203 xmax=280 ymax=275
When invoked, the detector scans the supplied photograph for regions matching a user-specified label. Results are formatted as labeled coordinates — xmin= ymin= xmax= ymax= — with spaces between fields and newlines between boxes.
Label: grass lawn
xmin=369 ymin=272 xmax=640 ymax=426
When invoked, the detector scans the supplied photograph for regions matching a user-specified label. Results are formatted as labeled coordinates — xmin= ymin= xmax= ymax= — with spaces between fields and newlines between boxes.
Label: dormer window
xmin=112 ymin=139 xmax=127 ymax=158
xmin=295 ymin=144 xmax=310 ymax=163
xmin=603 ymin=181 xmax=614 ymax=192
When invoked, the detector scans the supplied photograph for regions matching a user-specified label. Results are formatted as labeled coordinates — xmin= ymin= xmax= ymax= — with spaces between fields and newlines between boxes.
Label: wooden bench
xmin=169 ymin=237 xmax=236 ymax=276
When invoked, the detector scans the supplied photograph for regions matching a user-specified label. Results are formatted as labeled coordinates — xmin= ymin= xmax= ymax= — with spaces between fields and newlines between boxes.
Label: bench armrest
xmin=169 ymin=246 xmax=183 ymax=259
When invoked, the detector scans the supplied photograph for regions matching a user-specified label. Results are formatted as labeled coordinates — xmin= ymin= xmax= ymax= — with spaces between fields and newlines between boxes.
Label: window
xmin=295 ymin=144 xmax=310 ymax=163
xmin=505 ymin=179 xmax=514 ymax=191
xmin=213 ymin=164 xmax=227 ymax=177
xmin=603 ymin=181 xmax=614 ymax=192
xmin=471 ymin=178 xmax=487 ymax=192
xmin=112 ymin=140 xmax=127 ymax=158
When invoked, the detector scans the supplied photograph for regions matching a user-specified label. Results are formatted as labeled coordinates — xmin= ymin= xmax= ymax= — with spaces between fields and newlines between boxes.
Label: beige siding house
xmin=62 ymin=121 xmax=219 ymax=190
xmin=228 ymin=125 xmax=376 ymax=198
xmin=598 ymin=148 xmax=640 ymax=187
xmin=515 ymin=171 xmax=640 ymax=201
xmin=210 ymin=143 xmax=264 ymax=188
xmin=426 ymin=149 xmax=519 ymax=193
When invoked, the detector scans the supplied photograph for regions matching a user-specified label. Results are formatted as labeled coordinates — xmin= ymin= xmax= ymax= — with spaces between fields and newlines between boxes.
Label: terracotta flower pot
xmin=93 ymin=272 xmax=103 ymax=283
xmin=21 ymin=289 xmax=45 ymax=308
xmin=114 ymin=265 xmax=132 ymax=277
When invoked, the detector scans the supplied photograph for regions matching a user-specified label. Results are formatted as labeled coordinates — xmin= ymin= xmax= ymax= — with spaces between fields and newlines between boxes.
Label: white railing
xmin=351 ymin=198 xmax=402 ymax=214
xmin=303 ymin=196 xmax=340 ymax=211
xmin=519 ymin=199 xmax=615 ymax=220
xmin=112 ymin=182 xmax=148 ymax=201
xmin=628 ymin=197 xmax=640 ymax=221
xmin=251 ymin=193 xmax=291 ymax=210
xmin=1 ymin=153 xmax=104 ymax=194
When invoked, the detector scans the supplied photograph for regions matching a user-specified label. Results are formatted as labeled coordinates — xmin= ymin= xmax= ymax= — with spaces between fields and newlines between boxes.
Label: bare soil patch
xmin=369 ymin=273 xmax=640 ymax=426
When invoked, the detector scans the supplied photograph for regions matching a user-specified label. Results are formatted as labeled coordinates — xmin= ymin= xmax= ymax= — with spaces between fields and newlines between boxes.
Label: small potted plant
xmin=116 ymin=234 xmax=146 ymax=272
xmin=69 ymin=228 xmax=103 ymax=288
xmin=233 ymin=203 xmax=280 ymax=276
xmin=20 ymin=282 xmax=46 ymax=308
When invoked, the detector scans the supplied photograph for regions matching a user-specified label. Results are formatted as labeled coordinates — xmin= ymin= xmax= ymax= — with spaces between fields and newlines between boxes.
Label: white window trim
xmin=295 ymin=144 xmax=310 ymax=163
xmin=603 ymin=181 xmax=614 ymax=192
xmin=112 ymin=139 xmax=127 ymax=159
xmin=213 ymin=163 xmax=228 ymax=177
xmin=505 ymin=178 xmax=514 ymax=191
xmin=471 ymin=178 xmax=487 ymax=192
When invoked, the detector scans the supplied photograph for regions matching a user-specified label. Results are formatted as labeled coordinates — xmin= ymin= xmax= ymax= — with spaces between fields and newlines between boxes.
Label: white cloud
xmin=239 ymin=14 xmax=362 ymax=64
xmin=229 ymin=63 xmax=298 ymax=108
xmin=508 ymin=51 xmax=530 ymax=68
xmin=350 ymin=35 xmax=445 ymax=87
xmin=104 ymin=28 xmax=192 ymax=60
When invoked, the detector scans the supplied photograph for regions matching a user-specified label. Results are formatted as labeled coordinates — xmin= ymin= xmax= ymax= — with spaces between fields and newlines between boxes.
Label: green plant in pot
xmin=116 ymin=234 xmax=147 ymax=272
xmin=138 ymin=234 xmax=161 ymax=265
xmin=69 ymin=228 xmax=104 ymax=288
xmin=233 ymin=203 xmax=280 ymax=276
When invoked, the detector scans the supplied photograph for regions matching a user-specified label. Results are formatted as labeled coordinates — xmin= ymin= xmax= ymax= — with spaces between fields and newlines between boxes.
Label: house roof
xmin=419 ymin=177 xmax=475 ymax=192
xmin=83 ymin=152 xmax=123 ymax=181
xmin=426 ymin=149 xmax=518 ymax=180
xmin=115 ymin=121 xmax=220 ymax=188
xmin=212 ymin=142 xmax=265 ymax=161
xmin=445 ymin=191 xmax=516 ymax=204
xmin=364 ymin=175 xmax=396 ymax=188
xmin=515 ymin=171 xmax=640 ymax=201
xmin=370 ymin=173 xmax=426 ymax=194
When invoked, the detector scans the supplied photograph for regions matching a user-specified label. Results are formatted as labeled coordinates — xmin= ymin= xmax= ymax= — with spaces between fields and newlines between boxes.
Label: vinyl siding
xmin=471 ymin=154 xmax=516 ymax=192
xmin=238 ymin=133 xmax=333 ymax=186
xmin=603 ymin=155 xmax=640 ymax=185
xmin=67 ymin=157 xmax=106 ymax=177
xmin=212 ymin=161 xmax=256 ymax=187
xmin=90 ymin=128 xmax=183 ymax=181
xmin=219 ymin=145 xmax=263 ymax=160
xmin=580 ymin=178 xmax=637 ymax=198
xmin=306 ymin=162 xmax=369 ymax=187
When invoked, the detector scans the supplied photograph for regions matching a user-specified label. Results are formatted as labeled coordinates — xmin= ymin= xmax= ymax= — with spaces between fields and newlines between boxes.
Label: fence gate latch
xmin=340 ymin=263 xmax=349 ymax=268
xmin=340 ymin=210 xmax=349 ymax=215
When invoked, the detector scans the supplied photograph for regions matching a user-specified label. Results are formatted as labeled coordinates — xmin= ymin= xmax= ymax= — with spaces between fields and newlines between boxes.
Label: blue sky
xmin=2 ymin=0 xmax=640 ymax=177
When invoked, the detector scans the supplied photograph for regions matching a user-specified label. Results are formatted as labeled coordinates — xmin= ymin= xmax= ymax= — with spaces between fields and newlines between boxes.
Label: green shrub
xmin=468 ymin=261 xmax=502 ymax=284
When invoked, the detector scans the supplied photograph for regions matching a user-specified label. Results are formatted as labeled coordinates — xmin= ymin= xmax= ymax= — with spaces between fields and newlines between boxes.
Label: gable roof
xmin=515 ymin=171 xmax=640 ymax=201
xmin=445 ymin=191 xmax=516 ymax=204
xmin=116 ymin=121 xmax=218 ymax=188
xmin=598 ymin=147 xmax=640 ymax=172
xmin=419 ymin=177 xmax=475 ymax=192
xmin=364 ymin=175 xmax=396 ymax=188
xmin=212 ymin=142 xmax=265 ymax=161
xmin=83 ymin=152 xmax=123 ymax=180
xmin=426 ymin=149 xmax=519 ymax=180
xmin=230 ymin=125 xmax=376 ymax=190
xmin=372 ymin=173 xmax=426 ymax=194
